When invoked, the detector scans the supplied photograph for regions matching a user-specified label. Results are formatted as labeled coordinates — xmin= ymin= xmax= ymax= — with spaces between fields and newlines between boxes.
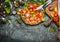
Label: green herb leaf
xmin=5 ymin=8 xmax=11 ymax=14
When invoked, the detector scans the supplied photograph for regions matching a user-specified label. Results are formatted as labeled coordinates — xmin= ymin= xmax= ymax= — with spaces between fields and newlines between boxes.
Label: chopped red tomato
xmin=26 ymin=9 xmax=30 ymax=13
xmin=21 ymin=10 xmax=27 ymax=15
xmin=36 ymin=11 xmax=42 ymax=18
xmin=29 ymin=9 xmax=33 ymax=12
xmin=33 ymin=8 xmax=36 ymax=12
xmin=39 ymin=12 xmax=43 ymax=17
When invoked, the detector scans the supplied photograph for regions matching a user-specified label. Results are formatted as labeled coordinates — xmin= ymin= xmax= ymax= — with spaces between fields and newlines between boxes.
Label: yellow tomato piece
xmin=54 ymin=7 xmax=58 ymax=12
xmin=17 ymin=11 xmax=21 ymax=15
xmin=18 ymin=9 xmax=21 ymax=12
xmin=50 ymin=13 xmax=54 ymax=18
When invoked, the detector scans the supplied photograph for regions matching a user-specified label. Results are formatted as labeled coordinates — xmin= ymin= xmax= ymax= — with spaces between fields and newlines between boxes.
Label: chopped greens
xmin=48 ymin=27 xmax=57 ymax=32
xmin=24 ymin=2 xmax=28 ymax=7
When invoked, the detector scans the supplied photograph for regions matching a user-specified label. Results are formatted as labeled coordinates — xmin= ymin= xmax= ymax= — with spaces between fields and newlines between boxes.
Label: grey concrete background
xmin=0 ymin=15 xmax=58 ymax=42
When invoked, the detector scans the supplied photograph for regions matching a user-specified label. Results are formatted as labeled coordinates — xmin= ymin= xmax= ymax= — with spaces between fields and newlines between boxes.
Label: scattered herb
xmin=48 ymin=27 xmax=57 ymax=32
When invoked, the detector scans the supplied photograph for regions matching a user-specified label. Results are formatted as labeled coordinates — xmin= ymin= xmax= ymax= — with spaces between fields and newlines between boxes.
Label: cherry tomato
xmin=53 ymin=17 xmax=58 ymax=22
xmin=54 ymin=12 xmax=58 ymax=17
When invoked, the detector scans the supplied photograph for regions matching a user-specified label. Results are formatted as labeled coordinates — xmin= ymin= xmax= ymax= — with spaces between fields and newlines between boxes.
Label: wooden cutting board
xmin=46 ymin=0 xmax=58 ymax=25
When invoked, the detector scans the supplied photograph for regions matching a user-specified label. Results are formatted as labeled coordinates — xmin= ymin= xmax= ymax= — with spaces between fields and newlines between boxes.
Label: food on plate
xmin=21 ymin=3 xmax=44 ymax=25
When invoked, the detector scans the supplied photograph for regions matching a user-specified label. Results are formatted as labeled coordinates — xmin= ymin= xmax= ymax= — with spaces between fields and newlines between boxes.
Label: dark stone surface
xmin=0 ymin=15 xmax=58 ymax=42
